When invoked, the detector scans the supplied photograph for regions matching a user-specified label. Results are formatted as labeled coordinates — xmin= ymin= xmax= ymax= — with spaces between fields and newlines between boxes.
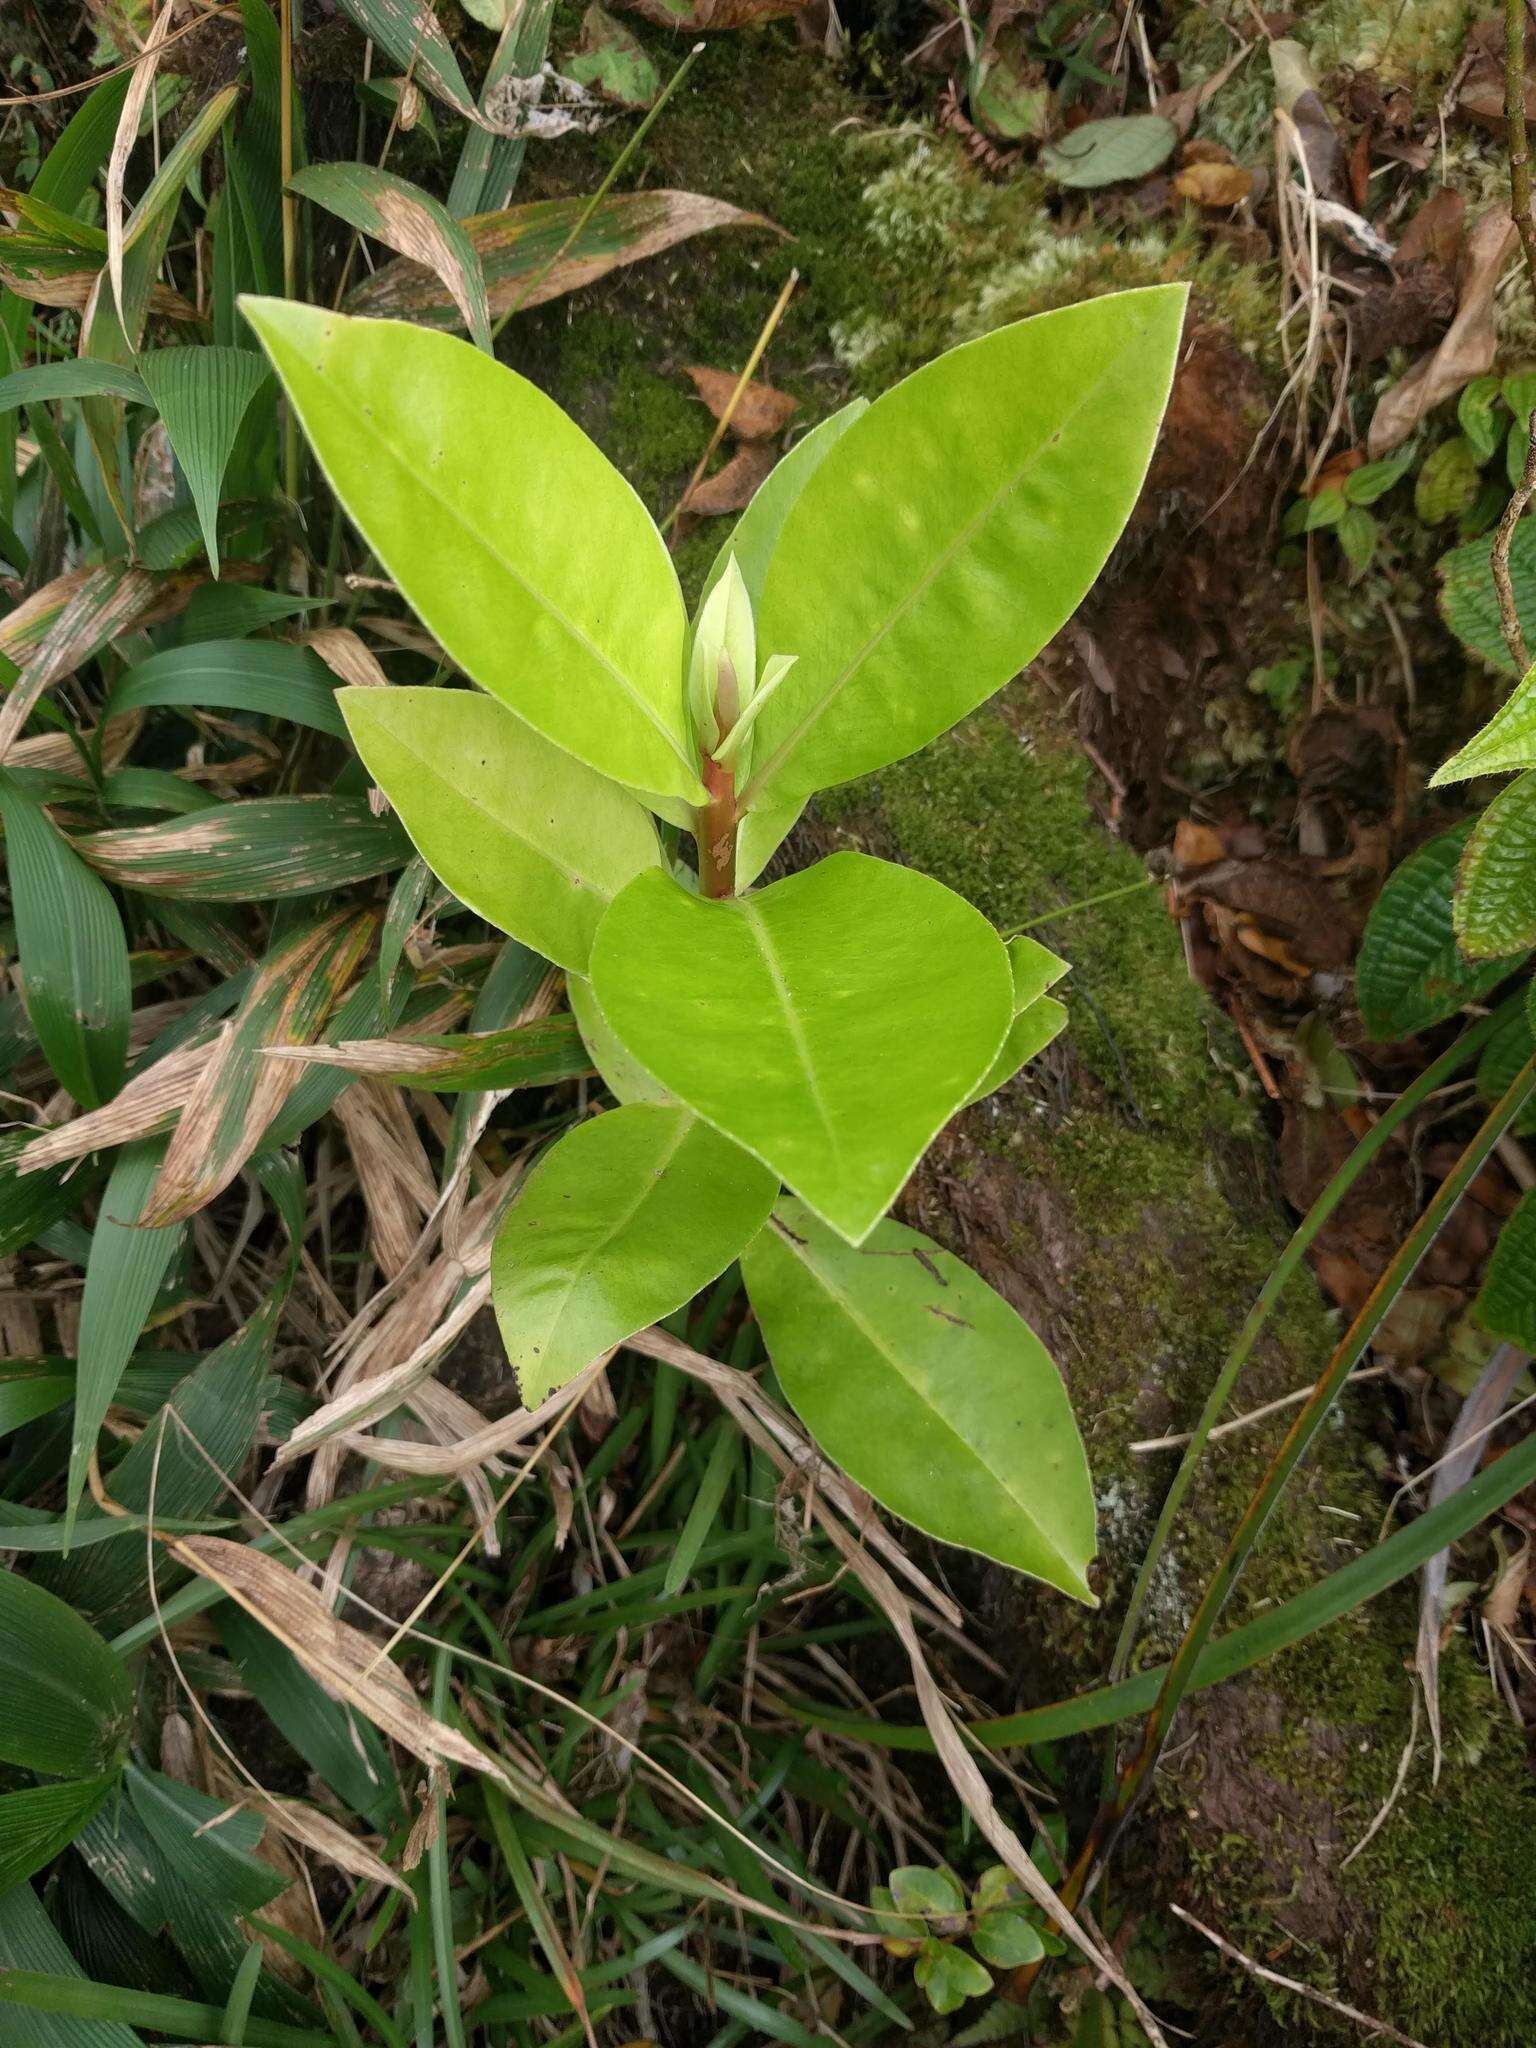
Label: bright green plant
xmin=244 ymin=283 xmax=1184 ymax=1591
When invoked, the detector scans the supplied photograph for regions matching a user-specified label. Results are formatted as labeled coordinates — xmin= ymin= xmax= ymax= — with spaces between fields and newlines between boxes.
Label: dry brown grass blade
xmin=341 ymin=1356 xmax=609 ymax=1476
xmin=0 ymin=564 xmax=161 ymax=760
xmin=105 ymin=0 xmax=178 ymax=334
xmin=333 ymin=1079 xmax=438 ymax=1279
xmin=303 ymin=625 xmax=390 ymax=690
xmin=18 ymin=1036 xmax=218 ymax=1171
xmin=161 ymin=1533 xmax=515 ymax=1788
xmin=141 ymin=911 xmax=375 ymax=1226
xmin=261 ymin=1793 xmax=414 ymax=1900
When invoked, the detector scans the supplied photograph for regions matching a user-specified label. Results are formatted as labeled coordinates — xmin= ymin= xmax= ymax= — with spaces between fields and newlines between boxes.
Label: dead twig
xmin=1169 ymin=1903 xmax=1431 ymax=2048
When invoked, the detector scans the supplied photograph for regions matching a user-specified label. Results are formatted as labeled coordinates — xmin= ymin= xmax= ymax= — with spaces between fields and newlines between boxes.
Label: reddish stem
xmin=697 ymin=755 xmax=737 ymax=899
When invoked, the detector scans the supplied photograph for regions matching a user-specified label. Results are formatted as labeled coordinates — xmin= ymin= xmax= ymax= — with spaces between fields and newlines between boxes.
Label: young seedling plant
xmin=243 ymin=282 xmax=1183 ymax=1596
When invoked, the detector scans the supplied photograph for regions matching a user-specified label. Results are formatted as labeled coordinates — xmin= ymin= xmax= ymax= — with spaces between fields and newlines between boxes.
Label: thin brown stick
xmin=1170 ymin=1904 xmax=1431 ymax=2048
xmin=1491 ymin=0 xmax=1536 ymax=671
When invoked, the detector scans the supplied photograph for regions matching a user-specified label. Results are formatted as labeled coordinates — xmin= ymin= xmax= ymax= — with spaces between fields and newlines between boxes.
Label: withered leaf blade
xmin=345 ymin=189 xmax=778 ymax=328
xmin=1368 ymin=207 xmax=1517 ymax=456
xmin=140 ymin=910 xmax=376 ymax=1227
xmin=685 ymin=364 xmax=798 ymax=441
xmin=75 ymin=794 xmax=410 ymax=901
xmin=171 ymin=1535 xmax=513 ymax=1787
xmin=264 ymin=1013 xmax=592 ymax=1093
xmin=681 ymin=440 xmax=776 ymax=519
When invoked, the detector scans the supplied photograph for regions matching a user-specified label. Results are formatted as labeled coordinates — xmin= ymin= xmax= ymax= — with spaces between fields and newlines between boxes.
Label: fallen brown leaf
xmin=684 ymin=364 xmax=798 ymax=440
xmin=680 ymin=441 xmax=776 ymax=518
xmin=1368 ymin=206 xmax=1517 ymax=455
xmin=1172 ymin=160 xmax=1254 ymax=207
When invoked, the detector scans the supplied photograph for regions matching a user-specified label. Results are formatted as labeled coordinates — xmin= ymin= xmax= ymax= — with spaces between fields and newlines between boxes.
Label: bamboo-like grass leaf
xmin=0 ymin=1569 xmax=133 ymax=1776
xmin=331 ymin=0 xmax=481 ymax=121
xmin=140 ymin=911 xmax=374 ymax=1225
xmin=341 ymin=685 xmax=660 ymax=971
xmin=0 ymin=1778 xmax=115 ymax=1892
xmin=591 ymin=853 xmax=1012 ymax=1242
xmin=0 ymin=360 xmax=148 ymax=411
xmin=76 ymin=794 xmax=409 ymax=900
xmin=0 ymin=772 xmax=130 ymax=1108
xmin=241 ymin=298 xmax=702 ymax=803
xmin=1456 ymin=769 xmax=1536 ymax=957
xmin=492 ymin=1104 xmax=778 ymax=1402
xmin=266 ymin=1012 xmax=590 ymax=1093
xmin=135 ymin=346 xmax=273 ymax=573
xmin=104 ymin=637 xmax=346 ymax=737
xmin=289 ymin=163 xmax=491 ymax=351
xmin=447 ymin=0 xmax=555 ymax=215
xmin=0 ymin=1878 xmax=143 ymax=2048
xmin=742 ymin=1201 xmax=1095 ymax=1595
xmin=346 ymin=189 xmax=776 ymax=327
xmin=744 ymin=288 xmax=1185 ymax=813
xmin=1356 ymin=819 xmax=1523 ymax=1039
xmin=67 ymin=1137 xmax=184 ymax=1531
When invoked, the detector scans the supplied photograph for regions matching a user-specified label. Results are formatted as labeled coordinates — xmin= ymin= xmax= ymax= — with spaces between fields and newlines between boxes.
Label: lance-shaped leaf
xmin=135 ymin=347 xmax=273 ymax=574
xmin=743 ymin=288 xmax=1185 ymax=813
xmin=67 ymin=1137 xmax=183 ymax=1532
xmin=266 ymin=1012 xmax=591 ymax=1093
xmin=341 ymin=685 xmax=660 ymax=972
xmin=0 ymin=772 xmax=130 ymax=1109
xmin=331 ymin=0 xmax=481 ymax=121
xmin=742 ymin=1202 xmax=1096 ymax=1595
xmin=140 ymin=912 xmax=374 ymax=1226
xmin=447 ymin=0 xmax=556 ymax=216
xmin=104 ymin=637 xmax=346 ymax=737
xmin=289 ymin=162 xmax=491 ymax=351
xmin=1457 ymin=770 xmax=1536 ymax=957
xmin=0 ymin=360 xmax=148 ymax=411
xmin=1357 ymin=820 xmax=1523 ymax=1040
xmin=0 ymin=1570 xmax=133 ymax=1776
xmin=76 ymin=794 xmax=409 ymax=900
xmin=590 ymin=853 xmax=1012 ymax=1243
xmin=347 ymin=188 xmax=775 ymax=328
xmin=492 ymin=1104 xmax=777 ymax=1403
xmin=241 ymin=298 xmax=702 ymax=804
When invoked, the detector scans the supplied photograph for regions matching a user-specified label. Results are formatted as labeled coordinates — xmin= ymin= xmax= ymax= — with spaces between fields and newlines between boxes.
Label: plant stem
xmin=696 ymin=754 xmax=737 ymax=898
xmin=278 ymin=0 xmax=299 ymax=508
xmin=1011 ymin=1046 xmax=1536 ymax=1990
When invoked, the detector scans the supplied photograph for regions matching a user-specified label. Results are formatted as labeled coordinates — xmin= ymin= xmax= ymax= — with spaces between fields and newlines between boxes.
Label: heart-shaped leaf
xmin=590 ymin=853 xmax=1012 ymax=1242
xmin=492 ymin=1103 xmax=777 ymax=1403
xmin=743 ymin=288 xmax=1184 ymax=817
xmin=340 ymin=685 xmax=660 ymax=973
xmin=240 ymin=298 xmax=703 ymax=805
xmin=742 ymin=1201 xmax=1096 ymax=1595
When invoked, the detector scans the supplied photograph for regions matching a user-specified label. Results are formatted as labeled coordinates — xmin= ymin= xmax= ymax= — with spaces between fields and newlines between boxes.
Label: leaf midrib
xmin=792 ymin=1231 xmax=1079 ymax=1576
xmin=745 ymin=311 xmax=1155 ymax=804
xmin=737 ymin=900 xmax=843 ymax=1169
xmin=310 ymin=357 xmax=695 ymax=783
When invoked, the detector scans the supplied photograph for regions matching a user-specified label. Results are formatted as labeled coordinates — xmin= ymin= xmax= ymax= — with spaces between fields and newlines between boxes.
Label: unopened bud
xmin=687 ymin=553 xmax=756 ymax=758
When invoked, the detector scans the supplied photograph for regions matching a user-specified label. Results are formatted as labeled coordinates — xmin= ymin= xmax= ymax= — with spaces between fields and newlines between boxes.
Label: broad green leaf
xmin=0 ymin=771 xmax=130 ymax=1108
xmin=742 ymin=1201 xmax=1095 ymax=1594
xmin=0 ymin=1779 xmax=115 ymax=1892
xmin=1456 ymin=771 xmax=1536 ymax=957
xmin=1439 ymin=520 xmax=1536 ymax=674
xmin=1040 ymin=114 xmax=1176 ymax=188
xmin=591 ymin=853 xmax=1012 ymax=1243
xmin=889 ymin=1867 xmax=964 ymax=1916
xmin=341 ymin=685 xmax=660 ymax=972
xmin=77 ymin=794 xmax=409 ymax=900
xmin=136 ymin=347 xmax=272 ymax=573
xmin=1356 ymin=821 xmax=1522 ymax=1039
xmin=105 ymin=637 xmax=346 ymax=737
xmin=567 ymin=974 xmax=670 ymax=1104
xmin=1433 ymin=661 xmax=1536 ymax=785
xmin=914 ymin=1940 xmax=992 ymax=2014
xmin=0 ymin=1571 xmax=132 ymax=1775
xmin=491 ymin=1103 xmax=777 ymax=1402
xmin=288 ymin=162 xmax=490 ymax=352
xmin=0 ymin=1880 xmax=142 ymax=2048
xmin=240 ymin=299 xmax=702 ymax=804
xmin=1476 ymin=1189 xmax=1536 ymax=1349
xmin=68 ymin=1137 xmax=184 ymax=1531
xmin=347 ymin=189 xmax=772 ymax=329
xmin=745 ymin=289 xmax=1184 ymax=812
xmin=972 ymin=1909 xmax=1044 ymax=1968
xmin=702 ymin=399 xmax=871 ymax=614
xmin=966 ymin=995 xmax=1067 ymax=1106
